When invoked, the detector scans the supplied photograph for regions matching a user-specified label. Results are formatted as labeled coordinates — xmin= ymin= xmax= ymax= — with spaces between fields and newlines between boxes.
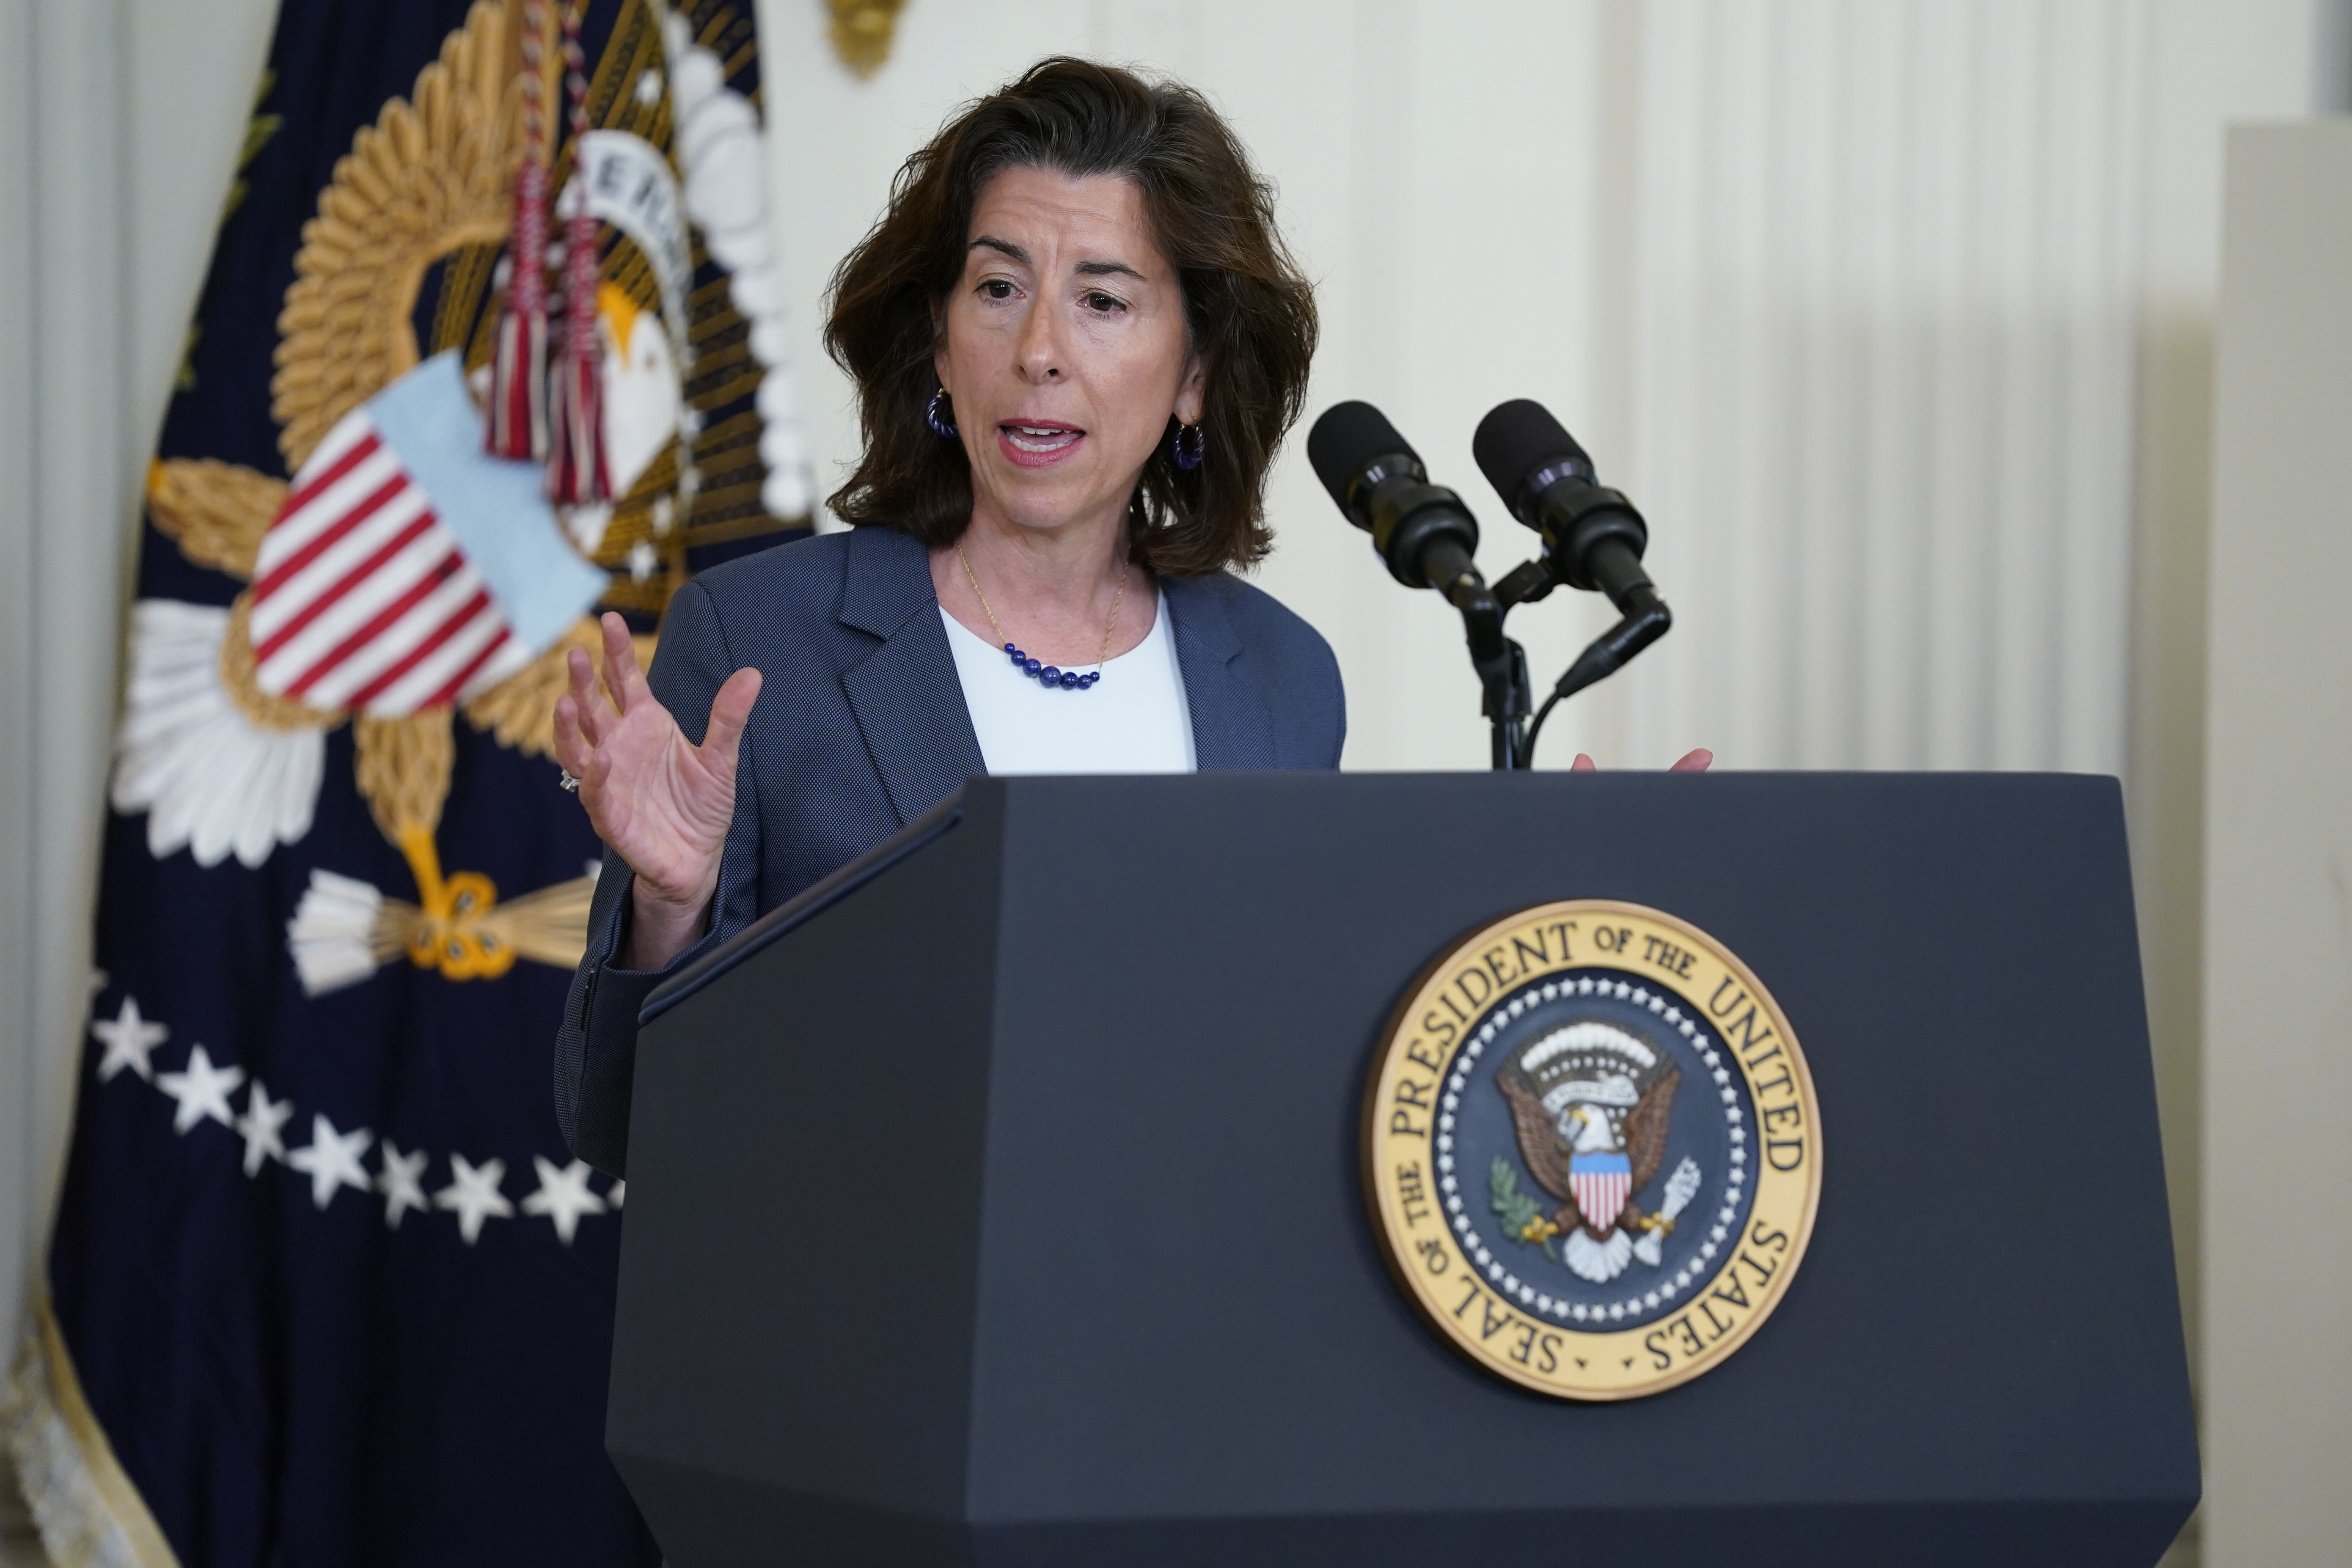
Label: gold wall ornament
xmin=1362 ymin=900 xmax=1822 ymax=1401
xmin=826 ymin=0 xmax=908 ymax=78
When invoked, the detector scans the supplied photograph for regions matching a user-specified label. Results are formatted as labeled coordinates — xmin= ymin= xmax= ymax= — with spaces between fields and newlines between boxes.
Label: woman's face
xmin=936 ymin=165 xmax=1203 ymax=545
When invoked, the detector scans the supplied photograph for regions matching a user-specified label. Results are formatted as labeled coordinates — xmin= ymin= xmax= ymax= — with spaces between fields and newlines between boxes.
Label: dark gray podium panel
xmin=607 ymin=773 xmax=2197 ymax=1568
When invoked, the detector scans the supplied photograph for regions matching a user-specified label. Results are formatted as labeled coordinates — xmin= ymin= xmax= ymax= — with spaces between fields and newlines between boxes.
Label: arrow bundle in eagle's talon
xmin=1634 ymin=1155 xmax=1704 ymax=1268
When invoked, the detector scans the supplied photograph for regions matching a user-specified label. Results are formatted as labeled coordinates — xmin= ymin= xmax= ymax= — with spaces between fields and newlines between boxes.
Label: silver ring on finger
xmin=558 ymin=768 xmax=581 ymax=792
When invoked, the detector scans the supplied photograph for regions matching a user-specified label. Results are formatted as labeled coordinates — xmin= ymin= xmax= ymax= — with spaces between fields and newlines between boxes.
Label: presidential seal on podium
xmin=1363 ymin=900 xmax=1821 ymax=1400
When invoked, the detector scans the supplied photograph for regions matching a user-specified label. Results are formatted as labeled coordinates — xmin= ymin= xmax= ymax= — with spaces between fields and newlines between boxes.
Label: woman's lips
xmin=997 ymin=421 xmax=1085 ymax=468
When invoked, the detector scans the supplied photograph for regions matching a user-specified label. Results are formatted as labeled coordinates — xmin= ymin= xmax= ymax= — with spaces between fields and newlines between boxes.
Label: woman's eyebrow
xmin=969 ymin=235 xmax=1144 ymax=281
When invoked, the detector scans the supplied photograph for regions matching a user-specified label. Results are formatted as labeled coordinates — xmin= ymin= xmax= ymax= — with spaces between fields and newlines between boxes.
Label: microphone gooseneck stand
xmin=1488 ymin=536 xmax=1672 ymax=770
xmin=1375 ymin=527 xmax=1670 ymax=773
xmin=1417 ymin=547 xmax=1530 ymax=771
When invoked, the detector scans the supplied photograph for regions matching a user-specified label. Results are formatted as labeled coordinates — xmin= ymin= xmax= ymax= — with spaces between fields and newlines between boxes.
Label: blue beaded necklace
xmin=956 ymin=545 xmax=1126 ymax=692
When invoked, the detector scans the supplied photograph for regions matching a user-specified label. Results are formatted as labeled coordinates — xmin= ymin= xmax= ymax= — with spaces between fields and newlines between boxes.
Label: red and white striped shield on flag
xmin=1569 ymin=1152 xmax=1632 ymax=1232
xmin=251 ymin=352 xmax=605 ymax=716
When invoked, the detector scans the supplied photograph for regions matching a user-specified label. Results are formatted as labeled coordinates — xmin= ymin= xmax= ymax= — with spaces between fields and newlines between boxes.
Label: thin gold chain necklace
xmin=956 ymin=545 xmax=1127 ymax=692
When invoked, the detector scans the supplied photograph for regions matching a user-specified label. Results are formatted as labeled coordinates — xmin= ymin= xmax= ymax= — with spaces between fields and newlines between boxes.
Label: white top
xmin=941 ymin=593 xmax=1197 ymax=775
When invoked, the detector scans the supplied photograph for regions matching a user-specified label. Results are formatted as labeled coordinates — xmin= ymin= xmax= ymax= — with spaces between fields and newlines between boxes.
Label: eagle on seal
xmin=1499 ymin=1020 xmax=1681 ymax=1283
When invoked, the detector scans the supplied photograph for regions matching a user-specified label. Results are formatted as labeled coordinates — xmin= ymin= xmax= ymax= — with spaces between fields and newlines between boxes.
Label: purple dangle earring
xmin=926 ymin=387 xmax=958 ymax=439
xmin=1171 ymin=420 xmax=1205 ymax=470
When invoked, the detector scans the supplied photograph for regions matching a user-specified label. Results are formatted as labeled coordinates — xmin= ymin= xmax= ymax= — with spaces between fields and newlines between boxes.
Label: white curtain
xmin=1610 ymin=0 xmax=2148 ymax=774
xmin=0 ymin=0 xmax=279 ymax=1507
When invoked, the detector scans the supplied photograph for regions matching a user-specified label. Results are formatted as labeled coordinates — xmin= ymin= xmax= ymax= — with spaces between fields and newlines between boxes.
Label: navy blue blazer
xmin=554 ymin=525 xmax=1345 ymax=1175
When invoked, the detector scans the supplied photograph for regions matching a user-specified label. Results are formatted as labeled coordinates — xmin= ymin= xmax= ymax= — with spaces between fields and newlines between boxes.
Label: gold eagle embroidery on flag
xmin=118 ymin=0 xmax=797 ymax=992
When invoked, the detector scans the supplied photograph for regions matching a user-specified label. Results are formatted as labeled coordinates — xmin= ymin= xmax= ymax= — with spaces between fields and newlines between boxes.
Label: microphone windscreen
xmin=1307 ymin=401 xmax=1417 ymax=509
xmin=1472 ymin=399 xmax=1594 ymax=513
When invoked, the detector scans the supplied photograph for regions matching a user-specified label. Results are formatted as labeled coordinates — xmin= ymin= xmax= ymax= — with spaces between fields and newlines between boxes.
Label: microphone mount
xmin=1339 ymin=449 xmax=1532 ymax=768
xmin=1488 ymin=474 xmax=1672 ymax=759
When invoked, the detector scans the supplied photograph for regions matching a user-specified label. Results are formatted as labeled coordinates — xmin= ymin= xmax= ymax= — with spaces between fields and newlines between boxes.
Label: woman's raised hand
xmin=552 ymin=612 xmax=762 ymax=969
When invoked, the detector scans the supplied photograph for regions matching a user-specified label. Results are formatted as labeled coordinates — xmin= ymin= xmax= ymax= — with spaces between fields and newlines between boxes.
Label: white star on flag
xmin=607 ymin=1179 xmax=624 ymax=1209
xmin=286 ymin=1114 xmax=373 ymax=1209
xmin=434 ymin=1153 xmax=513 ymax=1244
xmin=376 ymin=1141 xmax=429 ymax=1230
xmin=234 ymin=1081 xmax=294 ymax=1177
xmin=156 ymin=1045 xmax=244 ymax=1134
xmin=91 ymin=996 xmax=169 ymax=1083
xmin=520 ymin=1156 xmax=607 ymax=1244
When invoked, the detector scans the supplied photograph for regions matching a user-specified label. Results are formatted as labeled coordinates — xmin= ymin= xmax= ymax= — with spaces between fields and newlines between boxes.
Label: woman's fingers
xmin=564 ymin=646 xmax=607 ymax=748
xmin=599 ymin=611 xmax=651 ymax=715
xmin=552 ymin=693 xmax=591 ymax=777
xmin=1567 ymin=749 xmax=1711 ymax=771
xmin=552 ymin=693 xmax=619 ymax=799
xmin=699 ymin=667 xmax=764 ymax=774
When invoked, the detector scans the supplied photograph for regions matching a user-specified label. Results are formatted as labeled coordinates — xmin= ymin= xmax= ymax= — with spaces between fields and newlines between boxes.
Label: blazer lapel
xmin=1164 ymin=575 xmax=1275 ymax=770
xmin=838 ymin=527 xmax=986 ymax=825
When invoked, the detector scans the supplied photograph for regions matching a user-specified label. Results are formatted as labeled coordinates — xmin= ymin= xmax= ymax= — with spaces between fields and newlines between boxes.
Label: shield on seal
xmin=1569 ymin=1150 xmax=1632 ymax=1232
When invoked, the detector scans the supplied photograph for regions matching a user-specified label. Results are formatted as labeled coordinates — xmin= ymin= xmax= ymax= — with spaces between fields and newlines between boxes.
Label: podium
xmin=605 ymin=774 xmax=2198 ymax=1567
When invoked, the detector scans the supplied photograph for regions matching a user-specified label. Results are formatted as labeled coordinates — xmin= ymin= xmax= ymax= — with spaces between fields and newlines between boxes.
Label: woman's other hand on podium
xmin=553 ymin=611 xmax=762 ymax=971
xmin=1569 ymin=749 xmax=1714 ymax=771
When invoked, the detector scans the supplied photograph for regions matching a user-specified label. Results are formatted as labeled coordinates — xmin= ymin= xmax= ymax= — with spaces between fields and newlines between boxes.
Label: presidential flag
xmin=4 ymin=2 xmax=808 ymax=1562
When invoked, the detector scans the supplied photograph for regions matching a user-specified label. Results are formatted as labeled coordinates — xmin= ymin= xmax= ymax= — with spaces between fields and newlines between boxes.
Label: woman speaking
xmin=550 ymin=59 xmax=1337 ymax=1175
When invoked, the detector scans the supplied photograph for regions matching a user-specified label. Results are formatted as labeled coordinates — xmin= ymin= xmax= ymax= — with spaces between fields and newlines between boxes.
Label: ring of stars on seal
xmin=1362 ymin=900 xmax=1822 ymax=1400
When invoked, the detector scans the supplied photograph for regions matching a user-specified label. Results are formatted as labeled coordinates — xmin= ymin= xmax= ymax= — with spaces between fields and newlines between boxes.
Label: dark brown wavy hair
xmin=823 ymin=58 xmax=1319 ymax=576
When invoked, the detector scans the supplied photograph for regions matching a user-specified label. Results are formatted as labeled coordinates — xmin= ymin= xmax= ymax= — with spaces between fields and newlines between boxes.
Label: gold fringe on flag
xmin=3 ymin=1292 xmax=182 ymax=1568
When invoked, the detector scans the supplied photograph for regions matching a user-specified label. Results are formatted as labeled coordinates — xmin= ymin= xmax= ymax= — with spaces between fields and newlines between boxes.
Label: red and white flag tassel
xmin=484 ymin=4 xmax=550 ymax=460
xmin=545 ymin=2 xmax=608 ymax=505
xmin=484 ymin=163 xmax=550 ymax=460
xmin=546 ymin=212 xmax=607 ymax=504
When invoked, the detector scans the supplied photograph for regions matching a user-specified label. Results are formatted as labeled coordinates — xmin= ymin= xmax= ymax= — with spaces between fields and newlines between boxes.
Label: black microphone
xmin=1471 ymin=399 xmax=1656 ymax=613
xmin=1306 ymin=401 xmax=1487 ymax=602
xmin=1307 ymin=401 xmax=1519 ymax=732
xmin=1472 ymin=398 xmax=1672 ymax=722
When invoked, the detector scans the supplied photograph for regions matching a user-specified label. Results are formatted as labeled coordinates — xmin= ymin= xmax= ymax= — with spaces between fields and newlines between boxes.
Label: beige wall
xmin=2129 ymin=21 xmax=2325 ymax=1568
xmin=2200 ymin=121 xmax=2352 ymax=1568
